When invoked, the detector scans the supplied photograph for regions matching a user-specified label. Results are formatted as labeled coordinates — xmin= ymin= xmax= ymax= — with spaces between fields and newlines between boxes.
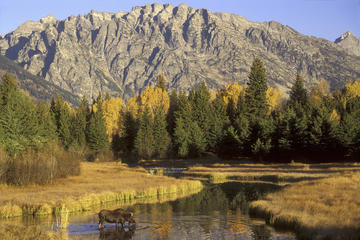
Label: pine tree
xmin=0 ymin=73 xmax=53 ymax=156
xmin=245 ymin=58 xmax=268 ymax=118
xmin=153 ymin=107 xmax=171 ymax=158
xmin=72 ymin=96 xmax=89 ymax=148
xmin=173 ymin=93 xmax=206 ymax=157
xmin=121 ymin=111 xmax=138 ymax=154
xmin=135 ymin=107 xmax=155 ymax=158
xmin=191 ymin=81 xmax=213 ymax=149
xmin=50 ymin=94 xmax=73 ymax=148
xmin=0 ymin=73 xmax=18 ymax=107
xmin=87 ymin=98 xmax=108 ymax=151
xmin=288 ymin=74 xmax=308 ymax=108
xmin=209 ymin=94 xmax=229 ymax=151
xmin=167 ymin=89 xmax=178 ymax=137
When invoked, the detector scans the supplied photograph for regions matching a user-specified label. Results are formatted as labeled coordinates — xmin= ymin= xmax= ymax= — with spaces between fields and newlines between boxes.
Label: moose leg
xmin=98 ymin=218 xmax=104 ymax=229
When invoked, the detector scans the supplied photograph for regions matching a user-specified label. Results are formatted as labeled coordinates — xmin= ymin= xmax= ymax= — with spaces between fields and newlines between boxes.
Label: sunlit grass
xmin=184 ymin=162 xmax=360 ymax=239
xmin=0 ymin=223 xmax=62 ymax=240
xmin=184 ymin=162 xmax=360 ymax=183
xmin=250 ymin=174 xmax=360 ymax=239
xmin=0 ymin=162 xmax=202 ymax=218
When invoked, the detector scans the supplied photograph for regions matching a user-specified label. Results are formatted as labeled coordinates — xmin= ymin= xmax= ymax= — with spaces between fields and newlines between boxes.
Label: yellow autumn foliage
xmin=329 ymin=109 xmax=340 ymax=122
xmin=126 ymin=96 xmax=140 ymax=119
xmin=266 ymin=87 xmax=283 ymax=112
xmin=222 ymin=84 xmax=244 ymax=106
xmin=344 ymin=80 xmax=360 ymax=99
xmin=139 ymin=86 xmax=170 ymax=115
xmin=93 ymin=97 xmax=124 ymax=142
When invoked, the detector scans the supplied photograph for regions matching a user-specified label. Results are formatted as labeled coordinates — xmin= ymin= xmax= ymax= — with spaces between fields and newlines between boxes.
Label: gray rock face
xmin=335 ymin=31 xmax=360 ymax=57
xmin=0 ymin=3 xmax=360 ymax=100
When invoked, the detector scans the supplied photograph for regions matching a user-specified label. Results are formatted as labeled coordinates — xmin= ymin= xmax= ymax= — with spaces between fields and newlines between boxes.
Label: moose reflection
xmin=99 ymin=227 xmax=136 ymax=240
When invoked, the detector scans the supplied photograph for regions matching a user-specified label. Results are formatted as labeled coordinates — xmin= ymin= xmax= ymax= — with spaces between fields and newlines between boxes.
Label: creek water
xmin=9 ymin=181 xmax=296 ymax=240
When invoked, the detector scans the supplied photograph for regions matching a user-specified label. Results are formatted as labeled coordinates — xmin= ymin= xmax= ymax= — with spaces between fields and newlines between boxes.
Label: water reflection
xmin=2 ymin=182 xmax=295 ymax=240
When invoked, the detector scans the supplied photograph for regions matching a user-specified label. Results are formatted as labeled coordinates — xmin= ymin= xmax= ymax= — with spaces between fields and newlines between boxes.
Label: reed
xmin=0 ymin=223 xmax=62 ymax=240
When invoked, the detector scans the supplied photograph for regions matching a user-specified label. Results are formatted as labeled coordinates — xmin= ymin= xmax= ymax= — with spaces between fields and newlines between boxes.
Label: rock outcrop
xmin=335 ymin=31 xmax=360 ymax=57
xmin=0 ymin=3 xmax=359 ymax=100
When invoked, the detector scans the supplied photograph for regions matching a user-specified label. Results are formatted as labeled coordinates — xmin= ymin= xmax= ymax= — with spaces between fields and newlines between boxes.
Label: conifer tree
xmin=191 ymin=81 xmax=213 ymax=148
xmin=87 ymin=97 xmax=108 ymax=151
xmin=0 ymin=73 xmax=53 ymax=156
xmin=50 ymin=94 xmax=73 ymax=148
xmin=167 ymin=89 xmax=179 ymax=137
xmin=72 ymin=96 xmax=89 ymax=148
xmin=209 ymin=94 xmax=229 ymax=151
xmin=173 ymin=93 xmax=206 ymax=157
xmin=288 ymin=74 xmax=308 ymax=108
xmin=245 ymin=58 xmax=268 ymax=118
xmin=135 ymin=107 xmax=155 ymax=158
xmin=121 ymin=111 xmax=138 ymax=154
xmin=153 ymin=107 xmax=171 ymax=157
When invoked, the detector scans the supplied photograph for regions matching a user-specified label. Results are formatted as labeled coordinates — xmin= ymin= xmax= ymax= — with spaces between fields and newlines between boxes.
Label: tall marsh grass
xmin=0 ymin=142 xmax=81 ymax=185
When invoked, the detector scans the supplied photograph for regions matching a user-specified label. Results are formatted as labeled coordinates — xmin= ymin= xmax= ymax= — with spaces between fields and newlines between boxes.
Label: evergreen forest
xmin=0 ymin=58 xmax=359 ymax=185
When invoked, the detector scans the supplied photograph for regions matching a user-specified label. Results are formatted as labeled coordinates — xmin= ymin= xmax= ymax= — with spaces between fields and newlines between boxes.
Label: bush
xmin=5 ymin=142 xmax=81 ymax=185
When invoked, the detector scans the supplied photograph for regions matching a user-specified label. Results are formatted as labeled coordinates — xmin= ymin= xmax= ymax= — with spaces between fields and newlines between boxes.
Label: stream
xmin=7 ymin=181 xmax=295 ymax=240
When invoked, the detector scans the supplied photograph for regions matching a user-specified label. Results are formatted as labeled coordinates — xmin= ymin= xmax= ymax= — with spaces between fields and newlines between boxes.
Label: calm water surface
xmin=16 ymin=182 xmax=296 ymax=240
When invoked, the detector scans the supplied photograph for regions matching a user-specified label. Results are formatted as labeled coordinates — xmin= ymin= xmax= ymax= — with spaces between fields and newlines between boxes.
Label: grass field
xmin=0 ymin=162 xmax=203 ymax=218
xmin=184 ymin=161 xmax=360 ymax=239
xmin=250 ymin=174 xmax=360 ymax=239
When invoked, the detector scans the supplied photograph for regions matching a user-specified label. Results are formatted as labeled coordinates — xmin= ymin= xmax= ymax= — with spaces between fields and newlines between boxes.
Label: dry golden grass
xmin=185 ymin=162 xmax=360 ymax=239
xmin=184 ymin=162 xmax=360 ymax=183
xmin=0 ymin=162 xmax=202 ymax=218
xmin=0 ymin=223 xmax=62 ymax=240
xmin=250 ymin=174 xmax=360 ymax=239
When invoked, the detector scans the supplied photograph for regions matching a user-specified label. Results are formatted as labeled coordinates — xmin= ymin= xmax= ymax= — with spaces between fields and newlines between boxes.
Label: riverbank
xmin=250 ymin=174 xmax=360 ymax=240
xmin=0 ymin=162 xmax=203 ymax=218
xmin=183 ymin=162 xmax=360 ymax=183
xmin=183 ymin=161 xmax=360 ymax=239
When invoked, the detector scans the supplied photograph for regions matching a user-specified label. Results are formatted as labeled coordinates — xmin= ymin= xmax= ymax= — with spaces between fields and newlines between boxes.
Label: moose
xmin=98 ymin=208 xmax=136 ymax=230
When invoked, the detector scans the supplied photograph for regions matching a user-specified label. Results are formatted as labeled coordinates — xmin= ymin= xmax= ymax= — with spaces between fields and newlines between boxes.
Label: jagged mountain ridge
xmin=0 ymin=3 xmax=359 ymax=100
xmin=335 ymin=31 xmax=360 ymax=57
xmin=0 ymin=54 xmax=79 ymax=105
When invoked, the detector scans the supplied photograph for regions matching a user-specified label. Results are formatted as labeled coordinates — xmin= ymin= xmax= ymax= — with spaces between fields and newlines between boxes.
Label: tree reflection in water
xmin=125 ymin=182 xmax=288 ymax=240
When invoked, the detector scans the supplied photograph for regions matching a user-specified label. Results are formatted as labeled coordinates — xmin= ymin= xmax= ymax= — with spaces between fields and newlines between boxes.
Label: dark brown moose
xmin=98 ymin=208 xmax=136 ymax=230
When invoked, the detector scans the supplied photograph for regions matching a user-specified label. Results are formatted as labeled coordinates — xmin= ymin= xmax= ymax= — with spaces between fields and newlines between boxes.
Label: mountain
xmin=335 ymin=31 xmax=360 ymax=57
xmin=0 ymin=54 xmax=79 ymax=105
xmin=0 ymin=3 xmax=359 ymax=100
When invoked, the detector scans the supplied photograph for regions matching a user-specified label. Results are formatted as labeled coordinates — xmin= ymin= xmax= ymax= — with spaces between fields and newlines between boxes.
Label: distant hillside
xmin=0 ymin=3 xmax=359 ymax=100
xmin=0 ymin=54 xmax=79 ymax=105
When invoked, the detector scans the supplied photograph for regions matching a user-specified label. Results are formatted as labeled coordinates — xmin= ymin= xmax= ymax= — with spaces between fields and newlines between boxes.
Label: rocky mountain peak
xmin=40 ymin=15 xmax=57 ymax=24
xmin=0 ymin=4 xmax=359 ymax=101
xmin=335 ymin=31 xmax=360 ymax=56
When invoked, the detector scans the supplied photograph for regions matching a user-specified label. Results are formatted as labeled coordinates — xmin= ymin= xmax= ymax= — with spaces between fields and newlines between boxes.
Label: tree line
xmin=0 ymin=57 xmax=359 ymax=184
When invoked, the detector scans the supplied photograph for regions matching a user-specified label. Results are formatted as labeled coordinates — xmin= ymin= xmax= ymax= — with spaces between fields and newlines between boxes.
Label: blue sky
xmin=0 ymin=0 xmax=359 ymax=41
